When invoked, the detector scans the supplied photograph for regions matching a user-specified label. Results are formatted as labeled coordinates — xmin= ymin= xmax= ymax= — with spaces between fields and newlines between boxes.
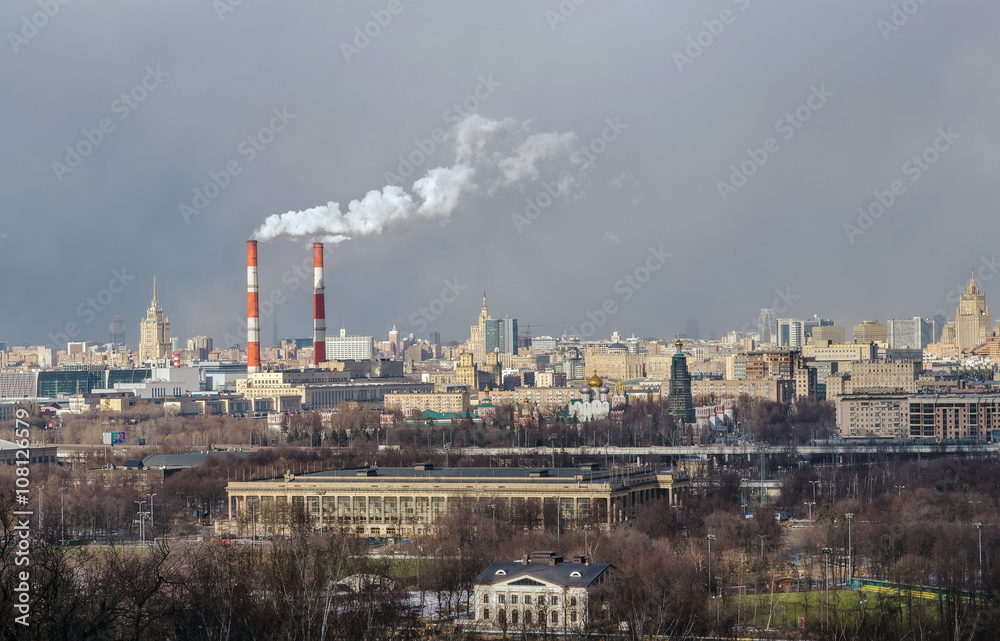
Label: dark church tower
xmin=667 ymin=338 xmax=695 ymax=424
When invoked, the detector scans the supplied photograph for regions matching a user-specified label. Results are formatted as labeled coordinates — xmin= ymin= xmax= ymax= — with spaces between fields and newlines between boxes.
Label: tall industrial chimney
xmin=313 ymin=242 xmax=326 ymax=366
xmin=247 ymin=240 xmax=261 ymax=374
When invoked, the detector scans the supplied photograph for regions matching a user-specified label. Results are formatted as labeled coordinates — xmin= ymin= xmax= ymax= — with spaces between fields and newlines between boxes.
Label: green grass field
xmin=736 ymin=588 xmax=939 ymax=630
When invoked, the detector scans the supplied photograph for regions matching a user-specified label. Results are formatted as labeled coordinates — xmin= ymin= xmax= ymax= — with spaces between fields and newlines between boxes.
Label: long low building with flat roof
xmin=837 ymin=393 xmax=1000 ymax=441
xmin=219 ymin=463 xmax=689 ymax=539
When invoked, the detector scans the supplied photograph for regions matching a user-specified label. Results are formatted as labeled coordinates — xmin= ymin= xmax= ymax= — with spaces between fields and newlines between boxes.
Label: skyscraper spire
xmin=152 ymin=271 xmax=157 ymax=305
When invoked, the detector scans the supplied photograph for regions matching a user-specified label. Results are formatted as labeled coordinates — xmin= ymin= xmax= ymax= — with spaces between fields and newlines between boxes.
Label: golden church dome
xmin=587 ymin=371 xmax=603 ymax=388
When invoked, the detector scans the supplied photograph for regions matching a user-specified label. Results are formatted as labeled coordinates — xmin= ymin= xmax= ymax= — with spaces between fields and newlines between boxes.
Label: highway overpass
xmin=446 ymin=442 xmax=998 ymax=458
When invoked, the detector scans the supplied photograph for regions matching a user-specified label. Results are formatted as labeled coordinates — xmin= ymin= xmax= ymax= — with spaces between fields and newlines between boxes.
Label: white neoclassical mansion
xmin=472 ymin=551 xmax=611 ymax=632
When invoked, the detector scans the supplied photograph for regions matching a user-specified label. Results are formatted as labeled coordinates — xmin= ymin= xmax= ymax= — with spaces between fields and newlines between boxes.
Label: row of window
xmin=483 ymin=593 xmax=575 ymax=607
xmin=481 ymin=608 xmax=577 ymax=626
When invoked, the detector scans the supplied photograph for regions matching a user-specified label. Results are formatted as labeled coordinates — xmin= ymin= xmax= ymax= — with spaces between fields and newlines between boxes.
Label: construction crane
xmin=519 ymin=323 xmax=543 ymax=350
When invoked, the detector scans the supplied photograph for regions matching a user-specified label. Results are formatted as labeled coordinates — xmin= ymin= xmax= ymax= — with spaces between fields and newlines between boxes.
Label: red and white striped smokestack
xmin=173 ymin=353 xmax=180 ymax=368
xmin=247 ymin=240 xmax=261 ymax=374
xmin=313 ymin=242 xmax=326 ymax=366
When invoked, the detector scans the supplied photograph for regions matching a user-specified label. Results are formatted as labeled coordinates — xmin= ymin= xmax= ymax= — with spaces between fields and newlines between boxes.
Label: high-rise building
xmin=777 ymin=319 xmax=804 ymax=348
xmin=758 ymin=308 xmax=776 ymax=345
xmin=429 ymin=331 xmax=441 ymax=347
xmin=66 ymin=341 xmax=87 ymax=355
xmin=388 ymin=325 xmax=400 ymax=357
xmin=109 ymin=315 xmax=125 ymax=348
xmin=532 ymin=336 xmax=558 ymax=352
xmin=887 ymin=317 xmax=935 ymax=350
xmin=810 ymin=325 xmax=845 ymax=344
xmin=956 ymin=272 xmax=991 ymax=351
xmin=499 ymin=317 xmax=518 ymax=356
xmin=802 ymin=315 xmax=834 ymax=339
xmin=188 ymin=335 xmax=213 ymax=360
xmin=326 ymin=328 xmax=375 ymax=361
xmin=484 ymin=319 xmax=501 ymax=356
xmin=666 ymin=338 xmax=695 ymax=424
xmin=138 ymin=274 xmax=172 ymax=363
xmin=469 ymin=293 xmax=491 ymax=363
xmin=853 ymin=320 xmax=886 ymax=344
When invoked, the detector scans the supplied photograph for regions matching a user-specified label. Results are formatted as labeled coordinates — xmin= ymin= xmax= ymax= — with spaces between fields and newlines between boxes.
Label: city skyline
xmin=2 ymin=3 xmax=999 ymax=349
xmin=22 ymin=264 xmax=1000 ymax=350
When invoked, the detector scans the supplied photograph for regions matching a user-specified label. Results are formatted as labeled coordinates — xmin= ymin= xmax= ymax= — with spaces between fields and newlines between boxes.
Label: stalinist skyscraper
xmin=138 ymin=273 xmax=172 ymax=362
xmin=469 ymin=292 xmax=491 ymax=363
xmin=956 ymin=271 xmax=991 ymax=351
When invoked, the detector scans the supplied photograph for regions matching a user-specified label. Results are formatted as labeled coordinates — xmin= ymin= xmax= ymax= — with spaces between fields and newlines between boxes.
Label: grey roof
xmin=474 ymin=560 xmax=610 ymax=588
xmin=141 ymin=450 xmax=252 ymax=469
xmin=296 ymin=465 xmax=610 ymax=482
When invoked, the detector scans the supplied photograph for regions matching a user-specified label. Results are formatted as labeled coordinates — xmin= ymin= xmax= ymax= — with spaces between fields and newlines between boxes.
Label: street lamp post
xmin=822 ymin=547 xmax=833 ymax=626
xmin=845 ymin=513 xmax=854 ymax=585
xmin=975 ymin=522 xmax=984 ymax=580
xmin=488 ymin=504 xmax=497 ymax=540
xmin=806 ymin=501 xmax=815 ymax=521
xmin=147 ymin=493 xmax=157 ymax=543
xmin=757 ymin=444 xmax=767 ymax=507
xmin=706 ymin=534 xmax=716 ymax=592
xmin=135 ymin=500 xmax=146 ymax=547
xmin=247 ymin=498 xmax=259 ymax=547
xmin=411 ymin=516 xmax=423 ymax=608
xmin=584 ymin=524 xmax=592 ymax=556
xmin=715 ymin=576 xmax=722 ymax=625
xmin=549 ymin=433 xmax=557 ymax=469
xmin=894 ymin=485 xmax=905 ymax=501
xmin=758 ymin=534 xmax=766 ymax=563
xmin=59 ymin=487 xmax=67 ymax=546
xmin=554 ymin=497 xmax=561 ymax=542
xmin=809 ymin=480 xmax=820 ymax=506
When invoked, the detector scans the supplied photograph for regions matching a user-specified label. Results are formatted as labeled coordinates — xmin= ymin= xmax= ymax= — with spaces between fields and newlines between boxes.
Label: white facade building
xmin=325 ymin=328 xmax=374 ymax=361
xmin=472 ymin=552 xmax=611 ymax=632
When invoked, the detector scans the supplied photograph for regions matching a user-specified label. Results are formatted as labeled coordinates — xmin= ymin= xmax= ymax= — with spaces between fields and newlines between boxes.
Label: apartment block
xmin=908 ymin=395 xmax=1000 ymax=441
xmin=847 ymin=361 xmax=921 ymax=394
xmin=836 ymin=394 xmax=907 ymax=438
xmin=686 ymin=379 xmax=795 ymax=403
xmin=383 ymin=391 xmax=470 ymax=414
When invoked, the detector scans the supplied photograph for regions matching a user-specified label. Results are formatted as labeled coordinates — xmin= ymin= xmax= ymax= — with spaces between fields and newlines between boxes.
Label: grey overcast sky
xmin=2 ymin=1 xmax=999 ymax=349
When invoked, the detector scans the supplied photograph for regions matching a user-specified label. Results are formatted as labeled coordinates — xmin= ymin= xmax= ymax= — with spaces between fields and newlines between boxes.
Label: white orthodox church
xmin=569 ymin=372 xmax=628 ymax=423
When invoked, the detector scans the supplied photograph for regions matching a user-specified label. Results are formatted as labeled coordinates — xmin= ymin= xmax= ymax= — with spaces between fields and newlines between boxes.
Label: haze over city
xmin=3 ymin=2 xmax=1000 ymax=347
xmin=8 ymin=4 xmax=1000 ymax=640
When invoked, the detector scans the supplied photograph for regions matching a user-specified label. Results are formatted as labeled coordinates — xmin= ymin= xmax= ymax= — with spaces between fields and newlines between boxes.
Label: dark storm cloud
xmin=2 ymin=1 xmax=999 ymax=348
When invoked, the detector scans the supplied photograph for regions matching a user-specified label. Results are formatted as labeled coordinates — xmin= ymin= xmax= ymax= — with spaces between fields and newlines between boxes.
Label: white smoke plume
xmin=252 ymin=115 xmax=578 ymax=244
